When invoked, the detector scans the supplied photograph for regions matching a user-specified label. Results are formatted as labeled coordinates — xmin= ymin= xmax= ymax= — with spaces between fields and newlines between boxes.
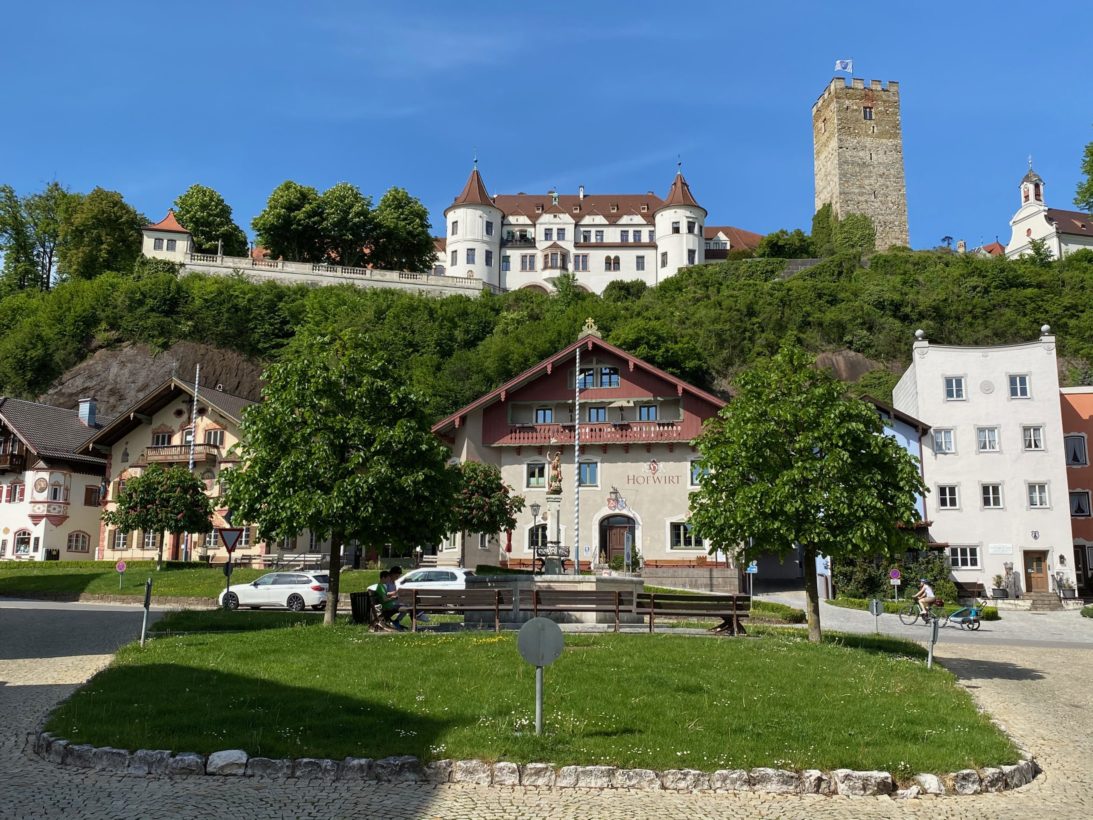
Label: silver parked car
xmin=218 ymin=571 xmax=329 ymax=611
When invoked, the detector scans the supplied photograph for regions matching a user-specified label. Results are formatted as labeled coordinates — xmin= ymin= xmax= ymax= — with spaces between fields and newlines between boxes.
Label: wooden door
xmin=607 ymin=526 xmax=628 ymax=560
xmin=1023 ymin=551 xmax=1048 ymax=592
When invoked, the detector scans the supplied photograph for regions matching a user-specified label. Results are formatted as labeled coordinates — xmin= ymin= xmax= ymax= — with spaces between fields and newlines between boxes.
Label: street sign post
xmin=889 ymin=568 xmax=902 ymax=600
xmin=927 ymin=616 xmax=940 ymax=669
xmin=745 ymin=560 xmax=758 ymax=596
xmin=869 ymin=598 xmax=883 ymax=633
xmin=517 ymin=617 xmax=565 ymax=735
xmin=140 ymin=577 xmax=153 ymax=648
xmin=624 ymin=531 xmax=632 ymax=573
xmin=116 ymin=560 xmax=126 ymax=591
xmin=219 ymin=528 xmax=243 ymax=610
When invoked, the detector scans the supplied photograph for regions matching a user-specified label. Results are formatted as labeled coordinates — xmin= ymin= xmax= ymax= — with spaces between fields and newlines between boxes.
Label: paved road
xmin=2 ymin=598 xmax=1092 ymax=819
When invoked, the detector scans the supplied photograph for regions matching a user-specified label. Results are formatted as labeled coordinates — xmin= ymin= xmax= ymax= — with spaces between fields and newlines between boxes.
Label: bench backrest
xmin=402 ymin=588 xmax=513 ymax=608
xmin=531 ymin=589 xmax=633 ymax=610
xmin=635 ymin=592 xmax=750 ymax=614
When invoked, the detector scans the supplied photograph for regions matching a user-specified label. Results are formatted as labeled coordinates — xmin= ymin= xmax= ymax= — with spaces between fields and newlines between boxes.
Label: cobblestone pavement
xmin=2 ymin=600 xmax=1092 ymax=819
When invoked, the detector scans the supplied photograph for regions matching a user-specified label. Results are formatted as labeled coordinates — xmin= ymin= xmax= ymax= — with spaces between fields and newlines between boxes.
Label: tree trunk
xmin=156 ymin=535 xmax=164 ymax=571
xmin=324 ymin=531 xmax=343 ymax=626
xmin=802 ymin=543 xmax=822 ymax=643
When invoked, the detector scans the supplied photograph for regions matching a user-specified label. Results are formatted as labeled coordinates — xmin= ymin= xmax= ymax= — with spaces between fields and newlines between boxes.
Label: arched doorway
xmin=599 ymin=514 xmax=636 ymax=564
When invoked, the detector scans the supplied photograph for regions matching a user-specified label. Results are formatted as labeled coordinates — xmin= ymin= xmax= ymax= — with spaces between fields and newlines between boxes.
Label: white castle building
xmin=432 ymin=165 xmax=759 ymax=294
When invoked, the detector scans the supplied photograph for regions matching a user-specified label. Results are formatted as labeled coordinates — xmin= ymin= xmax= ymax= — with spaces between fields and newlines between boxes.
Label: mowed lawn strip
xmin=46 ymin=623 xmax=1015 ymax=777
xmin=0 ymin=561 xmax=379 ymax=600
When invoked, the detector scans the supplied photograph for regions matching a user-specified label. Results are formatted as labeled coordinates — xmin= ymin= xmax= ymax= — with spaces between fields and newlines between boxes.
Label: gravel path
xmin=2 ymin=599 xmax=1091 ymax=819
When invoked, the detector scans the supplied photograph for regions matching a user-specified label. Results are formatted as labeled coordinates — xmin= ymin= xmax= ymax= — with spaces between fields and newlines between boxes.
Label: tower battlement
xmin=812 ymin=78 xmax=900 ymax=114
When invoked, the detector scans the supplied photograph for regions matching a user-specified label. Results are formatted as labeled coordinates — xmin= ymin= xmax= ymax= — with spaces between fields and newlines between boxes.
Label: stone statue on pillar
xmin=547 ymin=450 xmax=562 ymax=495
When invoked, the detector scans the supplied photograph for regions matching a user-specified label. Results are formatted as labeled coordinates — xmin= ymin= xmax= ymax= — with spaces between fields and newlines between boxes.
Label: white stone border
xmin=28 ymin=732 xmax=1039 ymax=798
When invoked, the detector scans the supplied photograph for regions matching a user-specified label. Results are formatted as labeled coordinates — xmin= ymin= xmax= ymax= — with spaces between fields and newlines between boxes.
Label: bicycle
xmin=898 ymin=599 xmax=944 ymax=626
xmin=943 ymin=598 xmax=986 ymax=631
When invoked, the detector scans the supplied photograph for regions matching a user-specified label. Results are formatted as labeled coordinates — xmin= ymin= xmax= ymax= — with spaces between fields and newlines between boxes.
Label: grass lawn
xmin=46 ymin=617 xmax=1015 ymax=777
xmin=0 ymin=560 xmax=379 ymax=601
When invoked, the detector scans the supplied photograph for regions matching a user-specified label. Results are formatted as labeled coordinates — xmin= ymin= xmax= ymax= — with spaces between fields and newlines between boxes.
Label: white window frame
xmin=668 ymin=520 xmax=704 ymax=551
xmin=205 ymin=428 xmax=225 ymax=447
xmin=13 ymin=530 xmax=31 ymax=555
xmin=690 ymin=460 xmax=707 ymax=487
xmin=1027 ymin=482 xmax=1050 ymax=509
xmin=976 ymin=426 xmax=1000 ymax=453
xmin=66 ymin=531 xmax=91 ymax=552
xmin=526 ymin=523 xmax=548 ymax=553
xmin=143 ymin=531 xmax=159 ymax=550
xmin=933 ymin=428 xmax=955 ymax=454
xmin=113 ymin=530 xmax=128 ymax=550
xmin=937 ymin=484 xmax=959 ymax=510
xmin=944 ymin=376 xmax=966 ymax=401
xmin=981 ymin=483 xmax=1004 ymax=509
xmin=578 ymin=460 xmax=599 ymax=488
xmin=151 ymin=432 xmax=171 ymax=447
xmin=1022 ymin=425 xmax=1044 ymax=451
xmin=948 ymin=545 xmax=980 ymax=569
xmin=478 ymin=533 xmax=490 ymax=551
xmin=1008 ymin=374 xmax=1030 ymax=399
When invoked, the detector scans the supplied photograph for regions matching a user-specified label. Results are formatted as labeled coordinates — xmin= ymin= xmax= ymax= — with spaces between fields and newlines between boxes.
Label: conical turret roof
xmin=663 ymin=171 xmax=701 ymax=208
xmin=449 ymin=166 xmax=495 ymax=209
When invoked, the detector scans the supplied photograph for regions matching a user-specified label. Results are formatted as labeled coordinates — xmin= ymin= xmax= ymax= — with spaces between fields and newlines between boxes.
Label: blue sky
xmin=2 ymin=2 xmax=1090 ymax=251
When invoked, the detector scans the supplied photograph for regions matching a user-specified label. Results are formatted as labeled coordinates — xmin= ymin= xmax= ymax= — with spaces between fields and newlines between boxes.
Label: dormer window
xmin=535 ymin=204 xmax=543 ymax=213
xmin=640 ymin=204 xmax=648 ymax=213
xmin=610 ymin=203 xmax=618 ymax=213
xmin=572 ymin=205 xmax=580 ymax=213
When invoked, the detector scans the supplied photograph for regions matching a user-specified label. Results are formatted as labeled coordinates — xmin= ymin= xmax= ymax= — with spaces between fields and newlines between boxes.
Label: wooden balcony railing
xmin=144 ymin=443 xmax=221 ymax=464
xmin=496 ymin=421 xmax=687 ymax=446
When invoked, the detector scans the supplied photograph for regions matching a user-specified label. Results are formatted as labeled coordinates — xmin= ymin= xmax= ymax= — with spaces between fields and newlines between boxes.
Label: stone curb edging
xmin=28 ymin=732 xmax=1040 ymax=799
xmin=0 ymin=592 xmax=212 ymax=607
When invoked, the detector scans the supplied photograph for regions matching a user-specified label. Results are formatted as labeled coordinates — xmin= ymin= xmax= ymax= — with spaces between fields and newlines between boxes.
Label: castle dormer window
xmin=863 ymin=106 xmax=874 ymax=120
xmin=640 ymin=204 xmax=648 ymax=213
xmin=672 ymin=222 xmax=680 ymax=234
xmin=610 ymin=203 xmax=618 ymax=212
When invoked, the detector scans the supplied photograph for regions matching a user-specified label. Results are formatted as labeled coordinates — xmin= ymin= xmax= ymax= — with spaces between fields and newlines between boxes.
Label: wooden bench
xmin=635 ymin=592 xmax=750 ymax=635
xmin=402 ymin=588 xmax=513 ymax=633
xmin=528 ymin=589 xmax=634 ymax=632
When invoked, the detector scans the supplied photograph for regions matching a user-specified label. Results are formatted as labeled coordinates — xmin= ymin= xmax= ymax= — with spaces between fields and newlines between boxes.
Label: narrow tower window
xmin=862 ymin=106 xmax=874 ymax=120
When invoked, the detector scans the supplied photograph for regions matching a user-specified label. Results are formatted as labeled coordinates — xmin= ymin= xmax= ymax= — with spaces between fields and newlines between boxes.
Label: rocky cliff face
xmin=38 ymin=341 xmax=265 ymax=417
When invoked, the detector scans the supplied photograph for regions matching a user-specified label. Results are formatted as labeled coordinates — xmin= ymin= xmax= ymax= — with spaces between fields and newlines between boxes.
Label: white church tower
xmin=443 ymin=164 xmax=503 ymax=287
xmin=654 ymin=169 xmax=706 ymax=277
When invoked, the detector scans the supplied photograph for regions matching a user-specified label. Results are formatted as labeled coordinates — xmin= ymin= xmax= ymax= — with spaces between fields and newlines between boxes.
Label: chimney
xmin=78 ymin=397 xmax=97 ymax=428
xmin=578 ymin=185 xmax=585 ymax=200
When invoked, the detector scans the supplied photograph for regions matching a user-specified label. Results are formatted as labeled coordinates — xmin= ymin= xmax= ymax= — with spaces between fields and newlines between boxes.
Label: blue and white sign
xmin=745 ymin=561 xmax=759 ymax=575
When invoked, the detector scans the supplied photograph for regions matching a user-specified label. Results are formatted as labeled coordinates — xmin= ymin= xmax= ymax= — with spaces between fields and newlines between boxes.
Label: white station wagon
xmin=218 ymin=571 xmax=329 ymax=611
xmin=395 ymin=567 xmax=475 ymax=591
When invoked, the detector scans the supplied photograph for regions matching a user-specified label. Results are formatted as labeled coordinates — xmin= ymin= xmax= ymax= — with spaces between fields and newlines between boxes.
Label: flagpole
xmin=184 ymin=364 xmax=200 ymax=562
xmin=574 ymin=340 xmax=581 ymax=576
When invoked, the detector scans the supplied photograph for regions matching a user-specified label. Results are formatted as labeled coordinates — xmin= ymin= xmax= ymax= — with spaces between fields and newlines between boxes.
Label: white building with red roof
xmin=141 ymin=210 xmax=194 ymax=262
xmin=436 ymin=165 xmax=760 ymax=294
xmin=1006 ymin=166 xmax=1093 ymax=260
xmin=432 ymin=321 xmax=742 ymax=591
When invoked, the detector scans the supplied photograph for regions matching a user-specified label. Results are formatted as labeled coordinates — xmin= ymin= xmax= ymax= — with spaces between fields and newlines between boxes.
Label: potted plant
xmin=1058 ymin=576 xmax=1078 ymax=599
xmin=991 ymin=574 xmax=1008 ymax=599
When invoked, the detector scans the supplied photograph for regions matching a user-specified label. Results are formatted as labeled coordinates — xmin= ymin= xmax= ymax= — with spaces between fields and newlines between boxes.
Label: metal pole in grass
xmin=927 ymin=617 xmax=939 ymax=669
xmin=140 ymin=577 xmax=152 ymax=648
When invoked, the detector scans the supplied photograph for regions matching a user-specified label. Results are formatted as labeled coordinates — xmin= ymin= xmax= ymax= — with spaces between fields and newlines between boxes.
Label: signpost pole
xmin=927 ymin=617 xmax=940 ymax=669
xmin=535 ymin=666 xmax=544 ymax=735
xmin=140 ymin=577 xmax=152 ymax=648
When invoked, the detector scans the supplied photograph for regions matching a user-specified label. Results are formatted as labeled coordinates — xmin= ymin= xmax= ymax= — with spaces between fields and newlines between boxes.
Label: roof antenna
xmin=1028 ymin=154 xmax=1033 ymax=171
xmin=677 ymin=155 xmax=682 ymax=175
xmin=473 ymin=148 xmax=478 ymax=170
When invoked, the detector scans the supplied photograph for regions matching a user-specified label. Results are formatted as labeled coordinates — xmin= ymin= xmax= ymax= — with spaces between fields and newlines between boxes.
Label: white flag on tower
xmin=834 ymin=59 xmax=853 ymax=73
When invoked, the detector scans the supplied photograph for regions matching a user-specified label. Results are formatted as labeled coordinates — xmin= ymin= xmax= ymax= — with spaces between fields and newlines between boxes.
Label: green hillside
xmin=5 ymin=249 xmax=1093 ymax=417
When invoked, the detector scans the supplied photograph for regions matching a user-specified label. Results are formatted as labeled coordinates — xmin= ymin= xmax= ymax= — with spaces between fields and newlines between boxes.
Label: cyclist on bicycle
xmin=914 ymin=578 xmax=937 ymax=619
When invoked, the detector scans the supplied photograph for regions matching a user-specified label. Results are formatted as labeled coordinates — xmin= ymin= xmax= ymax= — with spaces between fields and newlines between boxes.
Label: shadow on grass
xmin=45 ymin=663 xmax=454 ymax=762
xmin=150 ymin=609 xmax=325 ymax=635
xmin=823 ymin=631 xmax=928 ymax=659
xmin=0 ymin=572 xmax=104 ymax=598
xmin=937 ymin=657 xmax=1046 ymax=682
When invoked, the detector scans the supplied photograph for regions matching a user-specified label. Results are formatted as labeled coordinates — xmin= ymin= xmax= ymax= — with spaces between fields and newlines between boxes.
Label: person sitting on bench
xmin=373 ymin=567 xmax=407 ymax=631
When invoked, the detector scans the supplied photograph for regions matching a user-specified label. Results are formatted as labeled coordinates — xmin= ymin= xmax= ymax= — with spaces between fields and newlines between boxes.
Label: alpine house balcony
xmin=143 ymin=443 xmax=221 ymax=465
xmin=496 ymin=421 xmax=687 ymax=446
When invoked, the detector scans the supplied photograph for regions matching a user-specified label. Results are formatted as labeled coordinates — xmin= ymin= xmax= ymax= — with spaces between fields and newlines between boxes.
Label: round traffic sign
xmin=517 ymin=617 xmax=564 ymax=668
xmin=889 ymin=568 xmax=901 ymax=579
xmin=116 ymin=560 xmax=127 ymax=574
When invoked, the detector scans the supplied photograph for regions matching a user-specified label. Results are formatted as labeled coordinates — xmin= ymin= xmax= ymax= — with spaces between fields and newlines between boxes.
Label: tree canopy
xmin=101 ymin=464 xmax=215 ymax=569
xmin=57 ymin=187 xmax=144 ymax=280
xmin=1 ymin=182 xmax=79 ymax=291
xmin=369 ymin=186 xmax=434 ymax=272
xmin=251 ymin=180 xmax=324 ymax=262
xmin=173 ymin=184 xmax=248 ymax=256
xmin=1075 ymin=137 xmax=1093 ymax=213
xmin=221 ymin=328 xmax=459 ymax=624
xmin=453 ymin=461 xmax=525 ymax=540
xmin=689 ymin=344 xmax=926 ymax=642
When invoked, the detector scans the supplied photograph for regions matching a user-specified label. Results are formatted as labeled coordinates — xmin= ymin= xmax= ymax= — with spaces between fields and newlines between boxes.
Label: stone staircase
xmin=1026 ymin=591 xmax=1064 ymax=611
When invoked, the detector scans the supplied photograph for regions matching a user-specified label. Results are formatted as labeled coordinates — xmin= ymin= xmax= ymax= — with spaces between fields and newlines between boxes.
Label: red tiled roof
xmin=978 ymin=241 xmax=1005 ymax=256
xmin=432 ymin=335 xmax=724 ymax=436
xmin=704 ymin=225 xmax=763 ymax=250
xmin=661 ymin=172 xmax=704 ymax=212
xmin=433 ymin=237 xmax=447 ymax=252
xmin=492 ymin=193 xmax=663 ymax=225
xmin=144 ymin=209 xmax=190 ymax=234
xmin=449 ymin=168 xmax=494 ymax=209
xmin=1047 ymin=208 xmax=1093 ymax=238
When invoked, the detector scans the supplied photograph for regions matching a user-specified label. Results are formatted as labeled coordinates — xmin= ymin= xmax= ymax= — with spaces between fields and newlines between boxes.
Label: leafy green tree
xmin=370 ymin=187 xmax=434 ymax=272
xmin=755 ymin=228 xmax=813 ymax=259
xmin=1076 ymin=138 xmax=1093 ymax=213
xmin=102 ymin=464 xmax=214 ymax=569
xmin=0 ymin=185 xmax=37 ymax=291
xmin=834 ymin=212 xmax=876 ymax=255
xmin=222 ymin=328 xmax=459 ymax=624
xmin=608 ymin=318 xmax=710 ymax=388
xmin=1026 ymin=236 xmax=1054 ymax=267
xmin=0 ymin=182 xmax=76 ymax=291
xmin=319 ymin=182 xmax=373 ymax=267
xmin=251 ymin=180 xmax=324 ymax=262
xmin=453 ymin=461 xmax=525 ymax=564
xmin=602 ymin=279 xmax=648 ymax=301
xmin=173 ymin=184 xmax=248 ymax=256
xmin=689 ymin=344 xmax=926 ymax=642
xmin=810 ymin=203 xmax=835 ymax=257
xmin=57 ymin=187 xmax=144 ymax=280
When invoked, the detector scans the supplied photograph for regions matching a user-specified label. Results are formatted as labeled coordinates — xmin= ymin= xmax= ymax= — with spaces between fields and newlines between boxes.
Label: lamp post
xmin=530 ymin=501 xmax=542 ymax=574
xmin=574 ymin=339 xmax=582 ymax=576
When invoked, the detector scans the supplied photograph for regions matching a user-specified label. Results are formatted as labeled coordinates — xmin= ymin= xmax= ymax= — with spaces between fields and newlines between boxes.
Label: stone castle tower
xmin=812 ymin=77 xmax=909 ymax=250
